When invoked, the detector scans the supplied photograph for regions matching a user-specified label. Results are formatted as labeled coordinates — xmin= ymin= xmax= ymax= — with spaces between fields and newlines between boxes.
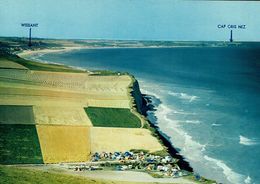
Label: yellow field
xmin=36 ymin=125 xmax=91 ymax=163
xmin=33 ymin=106 xmax=92 ymax=126
xmin=90 ymin=127 xmax=164 ymax=153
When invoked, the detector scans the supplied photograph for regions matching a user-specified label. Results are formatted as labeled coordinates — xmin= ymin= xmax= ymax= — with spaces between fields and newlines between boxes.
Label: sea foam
xmin=141 ymin=85 xmax=247 ymax=184
xmin=239 ymin=135 xmax=259 ymax=146
xmin=185 ymin=120 xmax=201 ymax=124
xmin=168 ymin=91 xmax=199 ymax=102
xmin=204 ymin=155 xmax=245 ymax=184
xmin=212 ymin=123 xmax=222 ymax=127
xmin=156 ymin=103 xmax=246 ymax=184
xmin=244 ymin=176 xmax=252 ymax=184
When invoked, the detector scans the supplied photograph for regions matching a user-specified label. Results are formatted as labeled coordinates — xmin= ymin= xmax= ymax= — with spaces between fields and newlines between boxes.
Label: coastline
xmin=19 ymin=47 xmax=194 ymax=173
xmin=17 ymin=43 xmax=236 ymax=58
xmin=3 ymin=38 xmax=260 ymax=184
xmin=17 ymin=46 xmax=90 ymax=58
xmin=130 ymin=80 xmax=193 ymax=172
xmin=13 ymin=46 xmax=220 ymax=184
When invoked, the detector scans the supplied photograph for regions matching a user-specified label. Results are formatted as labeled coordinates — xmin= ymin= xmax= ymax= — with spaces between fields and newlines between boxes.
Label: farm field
xmin=85 ymin=107 xmax=141 ymax=128
xmin=0 ymin=124 xmax=43 ymax=164
xmin=0 ymin=53 xmax=163 ymax=164
xmin=0 ymin=67 xmax=132 ymax=109
xmin=36 ymin=125 xmax=91 ymax=163
xmin=0 ymin=105 xmax=35 ymax=124
xmin=91 ymin=127 xmax=163 ymax=153
xmin=33 ymin=106 xmax=92 ymax=126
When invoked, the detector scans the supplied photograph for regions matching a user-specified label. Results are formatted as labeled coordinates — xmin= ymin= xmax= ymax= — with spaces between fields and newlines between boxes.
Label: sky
xmin=0 ymin=0 xmax=260 ymax=41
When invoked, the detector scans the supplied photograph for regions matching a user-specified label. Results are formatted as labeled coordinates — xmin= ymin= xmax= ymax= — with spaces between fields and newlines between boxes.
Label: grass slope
xmin=0 ymin=165 xmax=97 ymax=184
xmin=0 ymin=52 xmax=84 ymax=73
xmin=85 ymin=107 xmax=141 ymax=128
xmin=0 ymin=124 xmax=43 ymax=164
xmin=0 ymin=165 xmax=176 ymax=184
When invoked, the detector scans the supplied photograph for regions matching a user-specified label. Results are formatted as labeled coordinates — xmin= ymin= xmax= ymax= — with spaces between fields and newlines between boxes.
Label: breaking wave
xmin=181 ymin=120 xmax=201 ymax=124
xmin=168 ymin=91 xmax=199 ymax=102
xmin=239 ymin=135 xmax=259 ymax=146
xmin=204 ymin=155 xmax=245 ymax=184
xmin=156 ymin=103 xmax=246 ymax=184
xmin=142 ymin=86 xmax=247 ymax=184
xmin=212 ymin=123 xmax=222 ymax=127
xmin=244 ymin=176 xmax=252 ymax=184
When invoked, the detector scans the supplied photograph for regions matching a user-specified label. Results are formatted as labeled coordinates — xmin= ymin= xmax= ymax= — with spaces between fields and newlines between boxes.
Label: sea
xmin=33 ymin=45 xmax=260 ymax=184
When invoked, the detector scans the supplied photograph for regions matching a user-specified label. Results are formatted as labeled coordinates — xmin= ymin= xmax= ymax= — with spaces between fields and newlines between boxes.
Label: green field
xmin=0 ymin=105 xmax=35 ymax=124
xmin=85 ymin=107 xmax=141 ymax=128
xmin=0 ymin=124 xmax=43 ymax=164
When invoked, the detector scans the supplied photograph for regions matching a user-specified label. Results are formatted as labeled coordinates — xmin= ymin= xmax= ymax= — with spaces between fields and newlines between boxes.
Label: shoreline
xmin=15 ymin=46 xmax=224 ymax=184
xmin=17 ymin=46 xmax=89 ymax=57
xmin=21 ymin=47 xmax=194 ymax=173
xmin=131 ymin=84 xmax=193 ymax=172
xmin=17 ymin=43 xmax=236 ymax=59
xmin=2 ymin=39 xmax=260 ymax=184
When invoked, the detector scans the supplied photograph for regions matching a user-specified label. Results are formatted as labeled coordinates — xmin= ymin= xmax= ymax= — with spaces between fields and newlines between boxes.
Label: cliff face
xmin=130 ymin=77 xmax=193 ymax=172
xmin=130 ymin=79 xmax=148 ymax=115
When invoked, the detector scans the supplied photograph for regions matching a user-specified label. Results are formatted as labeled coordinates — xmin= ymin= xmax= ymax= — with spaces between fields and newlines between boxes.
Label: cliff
xmin=130 ymin=76 xmax=193 ymax=172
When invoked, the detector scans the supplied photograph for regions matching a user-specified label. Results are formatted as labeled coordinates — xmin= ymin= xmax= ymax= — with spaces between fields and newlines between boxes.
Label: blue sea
xmin=35 ymin=46 xmax=260 ymax=184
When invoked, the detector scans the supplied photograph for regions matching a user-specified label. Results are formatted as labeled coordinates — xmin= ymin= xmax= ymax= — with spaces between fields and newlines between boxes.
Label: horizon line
xmin=1 ymin=36 xmax=260 ymax=43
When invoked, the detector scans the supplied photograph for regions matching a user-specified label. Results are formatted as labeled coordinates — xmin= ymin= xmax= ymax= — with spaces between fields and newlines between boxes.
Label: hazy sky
xmin=0 ymin=0 xmax=260 ymax=41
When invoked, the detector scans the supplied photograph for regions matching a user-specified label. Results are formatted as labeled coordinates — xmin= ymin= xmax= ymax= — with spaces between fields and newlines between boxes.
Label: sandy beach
xmin=17 ymin=46 xmax=89 ymax=58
